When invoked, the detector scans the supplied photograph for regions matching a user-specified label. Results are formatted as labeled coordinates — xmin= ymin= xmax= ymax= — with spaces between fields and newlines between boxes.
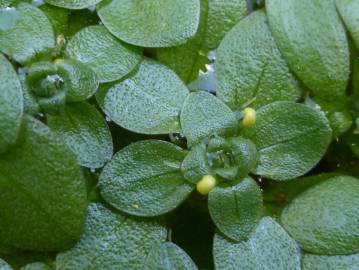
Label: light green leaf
xmin=65 ymin=25 xmax=142 ymax=83
xmin=56 ymin=203 xmax=167 ymax=269
xmin=180 ymin=91 xmax=237 ymax=146
xmin=146 ymin=242 xmax=198 ymax=270
xmin=0 ymin=258 xmax=12 ymax=270
xmin=281 ymin=176 xmax=359 ymax=255
xmin=156 ymin=0 xmax=247 ymax=83
xmin=336 ymin=0 xmax=359 ymax=49
xmin=181 ymin=143 xmax=211 ymax=184
xmin=97 ymin=0 xmax=200 ymax=48
xmin=0 ymin=7 xmax=19 ymax=30
xmin=216 ymin=11 xmax=301 ymax=110
xmin=209 ymin=177 xmax=262 ymax=241
xmin=0 ymin=54 xmax=23 ymax=153
xmin=0 ymin=116 xmax=87 ymax=251
xmin=266 ymin=0 xmax=349 ymax=100
xmin=303 ymin=253 xmax=359 ymax=270
xmin=47 ymin=102 xmax=113 ymax=169
xmin=44 ymin=0 xmax=102 ymax=10
xmin=99 ymin=140 xmax=193 ymax=217
xmin=213 ymin=217 xmax=301 ymax=270
xmin=103 ymin=59 xmax=189 ymax=134
xmin=0 ymin=3 xmax=55 ymax=64
xmin=242 ymin=102 xmax=332 ymax=181
xmin=20 ymin=262 xmax=51 ymax=270
xmin=55 ymin=59 xmax=99 ymax=102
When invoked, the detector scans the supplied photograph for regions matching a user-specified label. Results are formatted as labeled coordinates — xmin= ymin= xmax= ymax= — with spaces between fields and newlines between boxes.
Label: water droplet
xmin=32 ymin=0 xmax=44 ymax=7
xmin=90 ymin=168 xmax=96 ymax=173
xmin=87 ymin=4 xmax=96 ymax=12
xmin=105 ymin=116 xmax=111 ymax=122
xmin=18 ymin=67 xmax=28 ymax=75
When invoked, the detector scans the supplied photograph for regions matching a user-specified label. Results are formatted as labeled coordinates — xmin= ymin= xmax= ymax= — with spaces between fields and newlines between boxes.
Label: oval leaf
xmin=281 ymin=176 xmax=359 ymax=255
xmin=104 ymin=59 xmax=189 ymax=134
xmin=303 ymin=253 xmax=359 ymax=270
xmin=266 ymin=0 xmax=349 ymax=99
xmin=209 ymin=177 xmax=263 ymax=241
xmin=65 ymin=25 xmax=142 ymax=83
xmin=56 ymin=59 xmax=99 ymax=102
xmin=0 ymin=3 xmax=54 ymax=64
xmin=97 ymin=0 xmax=200 ymax=47
xmin=216 ymin=11 xmax=301 ymax=110
xmin=99 ymin=140 xmax=193 ymax=217
xmin=213 ymin=217 xmax=301 ymax=270
xmin=336 ymin=0 xmax=359 ymax=49
xmin=47 ymin=102 xmax=113 ymax=169
xmin=180 ymin=91 xmax=237 ymax=146
xmin=56 ymin=203 xmax=167 ymax=269
xmin=45 ymin=0 xmax=102 ymax=10
xmin=242 ymin=101 xmax=332 ymax=180
xmin=0 ymin=117 xmax=87 ymax=251
xmin=0 ymin=54 xmax=23 ymax=153
xmin=146 ymin=242 xmax=198 ymax=270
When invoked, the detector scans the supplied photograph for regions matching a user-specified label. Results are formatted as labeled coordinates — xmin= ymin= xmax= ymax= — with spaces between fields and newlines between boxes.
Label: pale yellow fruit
xmin=243 ymin=107 xmax=256 ymax=127
xmin=197 ymin=175 xmax=216 ymax=195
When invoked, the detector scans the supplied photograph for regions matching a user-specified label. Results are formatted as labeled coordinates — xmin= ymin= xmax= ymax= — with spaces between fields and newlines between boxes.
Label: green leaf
xmin=181 ymin=143 xmax=211 ymax=184
xmin=103 ymin=59 xmax=189 ymax=134
xmin=336 ymin=0 xmax=359 ymax=49
xmin=65 ymin=25 xmax=142 ymax=83
xmin=0 ymin=3 xmax=55 ymax=64
xmin=146 ymin=242 xmax=198 ymax=270
xmin=97 ymin=0 xmax=200 ymax=48
xmin=0 ymin=258 xmax=12 ymax=270
xmin=0 ymin=0 xmax=13 ymax=8
xmin=180 ymin=91 xmax=237 ymax=146
xmin=242 ymin=101 xmax=332 ymax=180
xmin=266 ymin=0 xmax=349 ymax=100
xmin=55 ymin=59 xmax=99 ymax=102
xmin=20 ymin=262 xmax=51 ymax=270
xmin=99 ymin=140 xmax=193 ymax=217
xmin=213 ymin=217 xmax=301 ymax=270
xmin=302 ymin=253 xmax=359 ymax=270
xmin=0 ymin=116 xmax=87 ymax=251
xmin=281 ymin=176 xmax=359 ymax=255
xmin=216 ymin=11 xmax=301 ymax=110
xmin=56 ymin=203 xmax=167 ymax=269
xmin=208 ymin=177 xmax=263 ymax=241
xmin=156 ymin=0 xmax=247 ymax=83
xmin=47 ymin=102 xmax=113 ymax=169
xmin=19 ymin=74 xmax=40 ymax=115
xmin=0 ymin=7 xmax=19 ymax=30
xmin=39 ymin=4 xmax=69 ymax=37
xmin=44 ymin=0 xmax=102 ymax=10
xmin=0 ymin=54 xmax=23 ymax=153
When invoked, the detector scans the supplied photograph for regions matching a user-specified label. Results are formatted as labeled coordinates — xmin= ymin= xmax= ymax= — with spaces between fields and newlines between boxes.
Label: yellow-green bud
xmin=196 ymin=175 xmax=216 ymax=195
xmin=243 ymin=107 xmax=256 ymax=127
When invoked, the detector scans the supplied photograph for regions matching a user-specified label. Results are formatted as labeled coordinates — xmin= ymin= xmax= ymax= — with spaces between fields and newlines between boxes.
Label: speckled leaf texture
xmin=0 ymin=117 xmax=87 ymax=251
xmin=99 ymin=140 xmax=193 ymax=217
xmin=208 ymin=177 xmax=263 ymax=241
xmin=156 ymin=0 xmax=247 ymax=83
xmin=65 ymin=25 xmax=142 ymax=83
xmin=242 ymin=102 xmax=332 ymax=180
xmin=0 ymin=258 xmax=12 ymax=270
xmin=103 ymin=59 xmax=189 ymax=134
xmin=336 ymin=0 xmax=359 ymax=49
xmin=180 ymin=92 xmax=237 ymax=146
xmin=56 ymin=203 xmax=167 ymax=269
xmin=216 ymin=11 xmax=302 ymax=110
xmin=45 ymin=0 xmax=102 ymax=10
xmin=0 ymin=3 xmax=54 ymax=64
xmin=0 ymin=54 xmax=23 ymax=153
xmin=213 ymin=217 xmax=301 ymax=270
xmin=281 ymin=176 xmax=359 ymax=255
xmin=97 ymin=0 xmax=200 ymax=47
xmin=47 ymin=102 xmax=113 ymax=169
xmin=56 ymin=59 xmax=99 ymax=102
xmin=266 ymin=0 xmax=349 ymax=100
xmin=302 ymin=253 xmax=359 ymax=270
xmin=146 ymin=242 xmax=198 ymax=270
